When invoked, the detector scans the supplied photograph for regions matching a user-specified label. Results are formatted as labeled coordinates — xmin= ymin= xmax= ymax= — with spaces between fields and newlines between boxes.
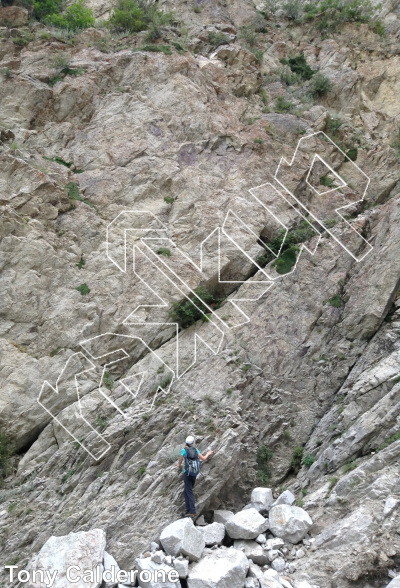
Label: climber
xmin=178 ymin=435 xmax=213 ymax=519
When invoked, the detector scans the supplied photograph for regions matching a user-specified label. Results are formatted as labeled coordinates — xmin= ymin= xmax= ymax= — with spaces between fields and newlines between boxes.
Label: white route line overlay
xmin=38 ymin=131 xmax=373 ymax=460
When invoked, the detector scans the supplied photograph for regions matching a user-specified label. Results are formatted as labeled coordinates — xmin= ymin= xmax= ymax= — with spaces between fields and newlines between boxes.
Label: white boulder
xmin=225 ymin=508 xmax=269 ymax=540
xmin=214 ymin=510 xmax=234 ymax=525
xmin=160 ymin=518 xmax=205 ymax=561
xmin=265 ymin=537 xmax=285 ymax=550
xmin=103 ymin=551 xmax=120 ymax=588
xmin=187 ymin=548 xmax=249 ymax=588
xmin=271 ymin=557 xmax=285 ymax=572
xmin=272 ymin=489 xmax=296 ymax=507
xmin=251 ymin=488 xmax=274 ymax=512
xmin=135 ymin=557 xmax=180 ymax=588
xmin=245 ymin=579 xmax=259 ymax=588
xmin=387 ymin=578 xmax=400 ymax=588
xmin=173 ymin=557 xmax=189 ymax=578
xmin=269 ymin=505 xmax=312 ymax=544
xmin=233 ymin=540 xmax=269 ymax=565
xmin=201 ymin=522 xmax=226 ymax=546
xmin=29 ymin=529 xmax=106 ymax=588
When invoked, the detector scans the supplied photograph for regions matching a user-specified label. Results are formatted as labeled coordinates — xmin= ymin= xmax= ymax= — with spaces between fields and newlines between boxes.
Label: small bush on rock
xmin=169 ymin=285 xmax=222 ymax=329
xmin=108 ymin=0 xmax=174 ymax=34
xmin=304 ymin=0 xmax=374 ymax=32
xmin=309 ymin=73 xmax=333 ymax=97
xmin=257 ymin=445 xmax=273 ymax=483
xmin=48 ymin=0 xmax=95 ymax=29
xmin=280 ymin=53 xmax=314 ymax=80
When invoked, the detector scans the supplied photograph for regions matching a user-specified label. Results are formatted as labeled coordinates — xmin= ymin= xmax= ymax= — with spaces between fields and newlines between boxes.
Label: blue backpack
xmin=185 ymin=446 xmax=201 ymax=477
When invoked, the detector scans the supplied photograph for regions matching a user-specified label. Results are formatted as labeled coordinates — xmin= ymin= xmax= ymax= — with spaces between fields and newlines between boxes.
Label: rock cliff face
xmin=1 ymin=0 xmax=400 ymax=586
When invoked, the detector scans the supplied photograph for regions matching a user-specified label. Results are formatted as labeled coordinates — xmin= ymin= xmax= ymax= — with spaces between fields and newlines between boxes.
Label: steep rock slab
xmin=29 ymin=529 xmax=106 ymax=588
xmin=225 ymin=508 xmax=269 ymax=540
xmin=160 ymin=519 xmax=205 ymax=561
xmin=269 ymin=505 xmax=312 ymax=544
xmin=188 ymin=548 xmax=249 ymax=588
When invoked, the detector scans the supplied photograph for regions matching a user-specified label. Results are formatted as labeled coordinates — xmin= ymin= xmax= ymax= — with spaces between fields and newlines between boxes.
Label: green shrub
xmin=66 ymin=182 xmax=97 ymax=211
xmin=272 ymin=246 xmax=299 ymax=274
xmin=108 ymin=0 xmax=174 ymax=34
xmin=280 ymin=53 xmax=314 ymax=80
xmin=0 ymin=432 xmax=13 ymax=482
xmin=279 ymin=67 xmax=299 ymax=86
xmin=302 ymin=453 xmax=317 ymax=467
xmin=323 ymin=294 xmax=342 ymax=308
xmin=76 ymin=283 xmax=90 ymax=295
xmin=0 ymin=67 xmax=13 ymax=78
xmin=372 ymin=20 xmax=386 ymax=37
xmin=33 ymin=0 xmax=63 ymax=22
xmin=282 ymin=0 xmax=305 ymax=21
xmin=262 ymin=0 xmax=280 ymax=17
xmin=207 ymin=31 xmax=229 ymax=47
xmin=291 ymin=446 xmax=304 ymax=473
xmin=13 ymin=37 xmax=30 ymax=46
xmin=103 ymin=372 xmax=114 ymax=390
xmin=343 ymin=460 xmax=357 ymax=473
xmin=320 ymin=175 xmax=335 ymax=188
xmin=305 ymin=0 xmax=374 ymax=32
xmin=251 ymin=48 xmax=264 ymax=64
xmin=96 ymin=415 xmax=108 ymax=429
xmin=309 ymin=73 xmax=332 ymax=97
xmin=326 ymin=117 xmax=342 ymax=135
xmin=193 ymin=5 xmax=201 ymax=13
xmin=258 ymin=220 xmax=316 ymax=275
xmin=257 ymin=445 xmax=273 ymax=483
xmin=346 ymin=147 xmax=358 ymax=161
xmin=239 ymin=25 xmax=258 ymax=46
xmin=76 ymin=255 xmax=85 ymax=269
xmin=47 ymin=0 xmax=95 ymax=29
xmin=133 ymin=44 xmax=172 ymax=54
xmin=169 ymin=285 xmax=221 ymax=329
xmin=328 ymin=475 xmax=338 ymax=491
xmin=391 ymin=126 xmax=400 ymax=154
xmin=377 ymin=431 xmax=400 ymax=451
xmin=164 ymin=196 xmax=175 ymax=204
xmin=274 ymin=95 xmax=294 ymax=112
xmin=156 ymin=247 xmax=171 ymax=257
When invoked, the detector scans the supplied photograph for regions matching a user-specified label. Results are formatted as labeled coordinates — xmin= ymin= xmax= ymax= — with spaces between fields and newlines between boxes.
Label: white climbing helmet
xmin=186 ymin=435 xmax=195 ymax=446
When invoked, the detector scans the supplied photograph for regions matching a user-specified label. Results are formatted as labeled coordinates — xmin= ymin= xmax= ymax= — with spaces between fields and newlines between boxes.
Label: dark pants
xmin=183 ymin=473 xmax=196 ymax=514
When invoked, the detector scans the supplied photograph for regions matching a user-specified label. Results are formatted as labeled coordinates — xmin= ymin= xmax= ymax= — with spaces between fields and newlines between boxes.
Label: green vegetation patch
xmin=323 ymin=294 xmax=342 ymax=308
xmin=107 ymin=0 xmax=174 ymax=35
xmin=257 ymin=445 xmax=273 ymax=484
xmin=169 ymin=285 xmax=223 ymax=329
xmin=280 ymin=53 xmax=314 ymax=80
xmin=257 ymin=220 xmax=317 ymax=275
xmin=76 ymin=283 xmax=90 ymax=295
xmin=290 ymin=446 xmax=304 ymax=473
xmin=0 ymin=431 xmax=14 ymax=483
xmin=304 ymin=0 xmax=374 ymax=33
xmin=34 ymin=0 xmax=94 ymax=29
